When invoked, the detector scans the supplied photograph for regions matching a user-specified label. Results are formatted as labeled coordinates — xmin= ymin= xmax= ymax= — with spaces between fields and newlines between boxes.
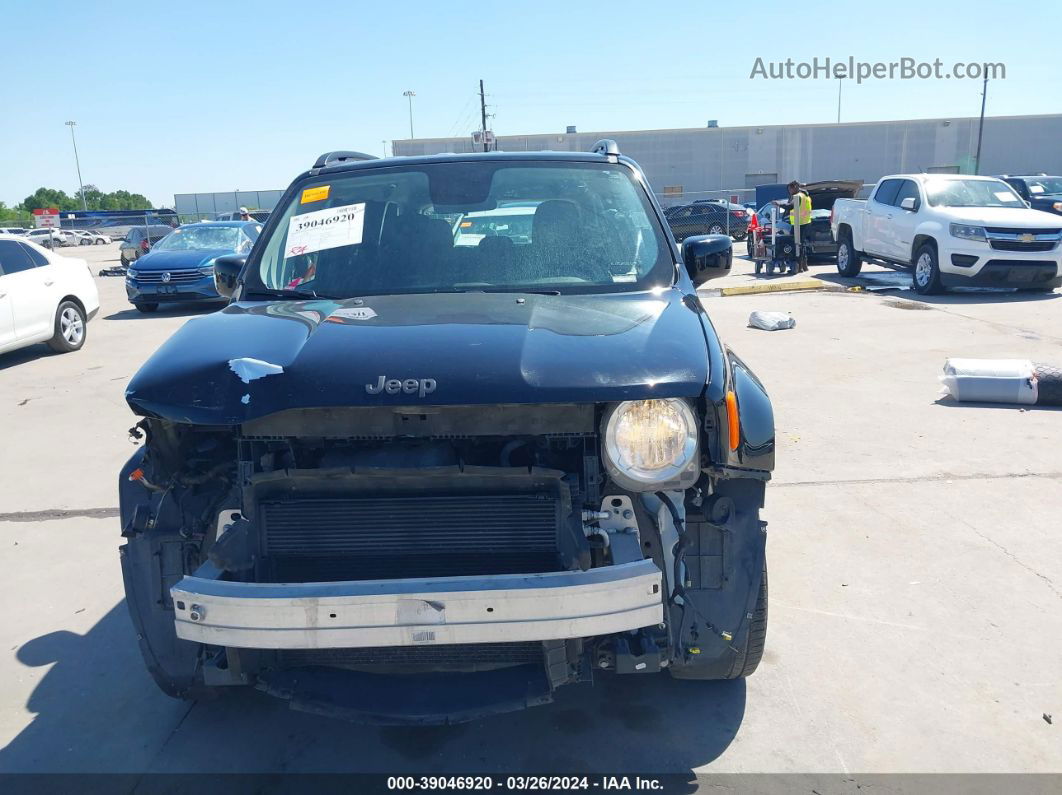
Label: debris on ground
xmin=97 ymin=266 xmax=128 ymax=277
xmin=748 ymin=311 xmax=796 ymax=331
xmin=939 ymin=359 xmax=1062 ymax=406
xmin=1045 ymin=713 xmax=1053 ymax=725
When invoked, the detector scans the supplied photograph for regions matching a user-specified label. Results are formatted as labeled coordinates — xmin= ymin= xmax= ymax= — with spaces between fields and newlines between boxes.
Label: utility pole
xmin=974 ymin=75 xmax=988 ymax=175
xmin=65 ymin=121 xmax=88 ymax=211
xmin=403 ymin=90 xmax=416 ymax=139
xmin=836 ymin=78 xmax=842 ymax=124
xmin=479 ymin=79 xmax=488 ymax=151
xmin=381 ymin=140 xmax=388 ymax=158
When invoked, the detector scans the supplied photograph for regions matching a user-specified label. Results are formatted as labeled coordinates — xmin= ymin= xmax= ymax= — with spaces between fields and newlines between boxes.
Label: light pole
xmin=974 ymin=75 xmax=989 ymax=175
xmin=403 ymin=90 xmax=416 ymax=139
xmin=65 ymin=121 xmax=88 ymax=211
xmin=381 ymin=139 xmax=388 ymax=158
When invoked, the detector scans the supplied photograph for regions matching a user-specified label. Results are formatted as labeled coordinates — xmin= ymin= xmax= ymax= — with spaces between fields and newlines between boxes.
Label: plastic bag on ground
xmin=748 ymin=311 xmax=796 ymax=331
xmin=939 ymin=358 xmax=1037 ymax=404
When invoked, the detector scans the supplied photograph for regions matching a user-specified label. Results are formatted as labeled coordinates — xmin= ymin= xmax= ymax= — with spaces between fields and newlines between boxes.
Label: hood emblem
xmin=1020 ymin=233 xmax=1035 ymax=243
xmin=161 ymin=272 xmax=171 ymax=282
xmin=366 ymin=376 xmax=437 ymax=398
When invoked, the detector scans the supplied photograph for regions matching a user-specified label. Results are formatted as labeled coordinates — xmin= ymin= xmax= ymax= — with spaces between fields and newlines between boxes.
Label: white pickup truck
xmin=831 ymin=173 xmax=1062 ymax=294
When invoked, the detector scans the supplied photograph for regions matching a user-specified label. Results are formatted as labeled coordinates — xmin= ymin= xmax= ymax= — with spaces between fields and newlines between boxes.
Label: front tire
xmin=836 ymin=234 xmax=862 ymax=277
xmin=670 ymin=565 xmax=768 ymax=680
xmin=912 ymin=243 xmax=943 ymax=294
xmin=708 ymin=223 xmax=725 ymax=235
xmin=46 ymin=301 xmax=87 ymax=353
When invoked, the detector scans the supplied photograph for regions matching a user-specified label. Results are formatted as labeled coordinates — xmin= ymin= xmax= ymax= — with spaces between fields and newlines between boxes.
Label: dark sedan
xmin=125 ymin=221 xmax=261 ymax=313
xmin=664 ymin=202 xmax=750 ymax=242
xmin=999 ymin=175 xmax=1062 ymax=216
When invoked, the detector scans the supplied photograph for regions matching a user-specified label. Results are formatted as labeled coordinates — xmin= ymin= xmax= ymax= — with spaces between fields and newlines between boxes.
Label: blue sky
xmin=1 ymin=0 xmax=1058 ymax=207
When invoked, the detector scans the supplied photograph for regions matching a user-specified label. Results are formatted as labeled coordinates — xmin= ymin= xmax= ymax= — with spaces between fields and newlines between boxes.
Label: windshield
xmin=1023 ymin=177 xmax=1062 ymax=195
xmin=249 ymin=161 xmax=671 ymax=298
xmin=925 ymin=179 xmax=1025 ymax=208
xmin=153 ymin=226 xmax=245 ymax=251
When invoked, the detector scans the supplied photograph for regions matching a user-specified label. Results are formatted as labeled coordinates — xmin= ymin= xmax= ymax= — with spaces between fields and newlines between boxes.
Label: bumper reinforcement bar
xmin=172 ymin=559 xmax=663 ymax=649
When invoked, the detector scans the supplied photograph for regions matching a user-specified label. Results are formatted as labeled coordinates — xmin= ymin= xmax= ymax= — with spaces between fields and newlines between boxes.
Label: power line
xmin=446 ymin=92 xmax=476 ymax=137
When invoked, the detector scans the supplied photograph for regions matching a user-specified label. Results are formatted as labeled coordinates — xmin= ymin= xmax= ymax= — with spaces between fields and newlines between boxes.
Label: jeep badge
xmin=365 ymin=376 xmax=437 ymax=397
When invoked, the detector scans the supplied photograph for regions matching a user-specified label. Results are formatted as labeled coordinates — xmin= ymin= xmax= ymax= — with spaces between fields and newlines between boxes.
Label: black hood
xmin=126 ymin=289 xmax=711 ymax=425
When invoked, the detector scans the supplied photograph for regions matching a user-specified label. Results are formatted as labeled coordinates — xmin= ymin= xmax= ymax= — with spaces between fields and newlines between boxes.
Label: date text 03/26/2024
xmin=386 ymin=776 xmax=665 ymax=791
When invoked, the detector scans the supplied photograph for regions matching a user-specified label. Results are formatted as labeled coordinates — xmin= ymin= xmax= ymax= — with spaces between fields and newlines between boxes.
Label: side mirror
xmin=214 ymin=254 xmax=247 ymax=299
xmin=682 ymin=234 xmax=732 ymax=286
xmin=900 ymin=197 xmax=919 ymax=211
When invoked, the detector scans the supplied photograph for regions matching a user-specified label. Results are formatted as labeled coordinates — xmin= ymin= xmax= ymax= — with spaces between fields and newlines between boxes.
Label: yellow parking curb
xmin=714 ymin=280 xmax=828 ymax=297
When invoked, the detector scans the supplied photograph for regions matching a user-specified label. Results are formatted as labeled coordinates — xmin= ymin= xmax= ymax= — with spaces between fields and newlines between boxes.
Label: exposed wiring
xmin=655 ymin=491 xmax=735 ymax=649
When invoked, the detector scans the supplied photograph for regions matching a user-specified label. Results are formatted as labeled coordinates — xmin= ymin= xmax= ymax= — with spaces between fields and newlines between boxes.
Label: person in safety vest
xmin=774 ymin=180 xmax=812 ymax=272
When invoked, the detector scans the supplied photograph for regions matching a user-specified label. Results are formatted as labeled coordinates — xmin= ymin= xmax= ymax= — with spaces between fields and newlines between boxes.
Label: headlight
xmin=198 ymin=262 xmax=216 ymax=275
xmin=950 ymin=223 xmax=986 ymax=241
xmin=602 ymin=399 xmax=699 ymax=491
xmin=126 ymin=268 xmax=139 ymax=278
xmin=1052 ymin=201 xmax=1062 ymax=213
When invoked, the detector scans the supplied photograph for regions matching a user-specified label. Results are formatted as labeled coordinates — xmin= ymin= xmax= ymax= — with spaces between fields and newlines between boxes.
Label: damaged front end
xmin=119 ymin=390 xmax=769 ymax=724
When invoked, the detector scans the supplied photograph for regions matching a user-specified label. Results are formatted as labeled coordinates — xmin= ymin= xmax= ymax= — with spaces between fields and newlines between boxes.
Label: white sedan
xmin=0 ymin=234 xmax=100 ymax=355
xmin=71 ymin=229 xmax=112 ymax=245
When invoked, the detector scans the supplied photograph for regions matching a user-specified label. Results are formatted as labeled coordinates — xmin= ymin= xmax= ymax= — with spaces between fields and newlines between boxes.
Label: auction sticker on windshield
xmin=285 ymin=202 xmax=365 ymax=258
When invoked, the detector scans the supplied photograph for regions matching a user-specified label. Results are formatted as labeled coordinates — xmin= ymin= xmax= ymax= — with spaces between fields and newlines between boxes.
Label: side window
xmin=19 ymin=243 xmax=50 ymax=267
xmin=0 ymin=239 xmax=37 ymax=275
xmin=873 ymin=179 xmax=902 ymax=206
xmin=1010 ymin=180 xmax=1030 ymax=199
xmin=893 ymin=180 xmax=921 ymax=208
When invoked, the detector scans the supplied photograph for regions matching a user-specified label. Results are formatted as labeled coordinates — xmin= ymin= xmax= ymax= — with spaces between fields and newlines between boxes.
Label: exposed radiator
xmin=259 ymin=493 xmax=562 ymax=581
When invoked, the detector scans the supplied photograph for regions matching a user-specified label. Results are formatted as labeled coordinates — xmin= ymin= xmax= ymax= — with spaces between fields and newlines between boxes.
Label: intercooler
xmin=258 ymin=490 xmax=566 ymax=582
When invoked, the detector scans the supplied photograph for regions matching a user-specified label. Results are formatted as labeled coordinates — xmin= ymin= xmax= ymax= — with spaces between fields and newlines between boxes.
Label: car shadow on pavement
xmin=0 ymin=344 xmax=62 ymax=371
xmin=815 ymin=272 xmax=1059 ymax=304
xmin=103 ymin=304 xmax=224 ymax=321
xmin=1 ymin=602 xmax=745 ymax=777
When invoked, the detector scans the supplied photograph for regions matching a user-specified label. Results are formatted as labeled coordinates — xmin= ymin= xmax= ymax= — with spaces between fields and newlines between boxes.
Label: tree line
xmin=1 ymin=185 xmax=154 ymax=224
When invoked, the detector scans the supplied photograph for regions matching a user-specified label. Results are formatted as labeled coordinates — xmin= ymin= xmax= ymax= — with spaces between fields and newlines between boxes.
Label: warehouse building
xmin=392 ymin=113 xmax=1062 ymax=204
xmin=173 ymin=189 xmax=285 ymax=220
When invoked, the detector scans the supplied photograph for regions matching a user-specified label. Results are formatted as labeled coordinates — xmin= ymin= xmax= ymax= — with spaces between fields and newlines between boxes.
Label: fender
xmin=697 ymin=311 xmax=775 ymax=480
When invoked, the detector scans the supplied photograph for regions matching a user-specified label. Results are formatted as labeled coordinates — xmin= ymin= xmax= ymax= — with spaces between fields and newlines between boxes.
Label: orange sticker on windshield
xmin=301 ymin=185 xmax=330 ymax=204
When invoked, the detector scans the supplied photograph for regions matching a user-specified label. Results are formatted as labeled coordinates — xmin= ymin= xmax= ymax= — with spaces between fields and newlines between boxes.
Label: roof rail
xmin=591 ymin=139 xmax=620 ymax=157
xmin=311 ymin=151 xmax=378 ymax=170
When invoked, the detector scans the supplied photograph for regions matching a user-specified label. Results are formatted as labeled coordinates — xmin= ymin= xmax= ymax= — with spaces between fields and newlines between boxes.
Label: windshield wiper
xmin=246 ymin=287 xmax=345 ymax=301
xmin=478 ymin=288 xmax=562 ymax=296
